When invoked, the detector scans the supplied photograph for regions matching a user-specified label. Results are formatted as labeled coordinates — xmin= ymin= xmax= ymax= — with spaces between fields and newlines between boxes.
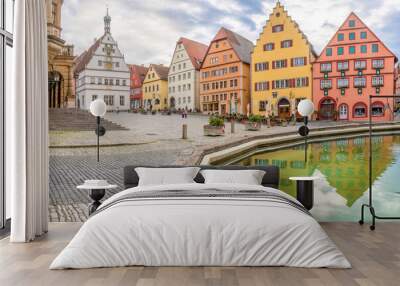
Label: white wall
xmin=168 ymin=43 xmax=197 ymax=111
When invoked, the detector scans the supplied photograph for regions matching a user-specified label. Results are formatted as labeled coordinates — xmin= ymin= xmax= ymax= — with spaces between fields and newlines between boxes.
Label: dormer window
xmin=349 ymin=20 xmax=355 ymax=27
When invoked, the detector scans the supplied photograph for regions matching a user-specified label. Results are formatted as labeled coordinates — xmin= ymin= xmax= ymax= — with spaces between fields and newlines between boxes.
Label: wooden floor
xmin=0 ymin=222 xmax=399 ymax=286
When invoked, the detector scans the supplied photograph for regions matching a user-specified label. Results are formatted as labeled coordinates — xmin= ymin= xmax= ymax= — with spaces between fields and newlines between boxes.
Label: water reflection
xmin=237 ymin=135 xmax=400 ymax=221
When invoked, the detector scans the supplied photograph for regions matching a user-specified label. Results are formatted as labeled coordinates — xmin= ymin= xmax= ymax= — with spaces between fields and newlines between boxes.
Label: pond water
xmin=234 ymin=135 xmax=400 ymax=222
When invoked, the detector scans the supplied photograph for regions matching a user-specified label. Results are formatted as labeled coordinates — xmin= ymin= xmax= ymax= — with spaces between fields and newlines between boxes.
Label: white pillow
xmin=135 ymin=167 xmax=201 ymax=186
xmin=200 ymin=169 xmax=266 ymax=185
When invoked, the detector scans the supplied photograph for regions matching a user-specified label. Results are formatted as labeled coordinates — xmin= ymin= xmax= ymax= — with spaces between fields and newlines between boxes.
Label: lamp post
xmin=90 ymin=99 xmax=107 ymax=162
xmin=297 ymin=99 xmax=315 ymax=163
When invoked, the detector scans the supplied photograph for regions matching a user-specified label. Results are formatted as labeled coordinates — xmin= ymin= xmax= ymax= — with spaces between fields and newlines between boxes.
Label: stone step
xmin=49 ymin=108 xmax=128 ymax=131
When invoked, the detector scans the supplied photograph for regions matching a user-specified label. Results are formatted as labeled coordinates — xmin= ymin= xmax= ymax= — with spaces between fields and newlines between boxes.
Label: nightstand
xmin=289 ymin=177 xmax=319 ymax=210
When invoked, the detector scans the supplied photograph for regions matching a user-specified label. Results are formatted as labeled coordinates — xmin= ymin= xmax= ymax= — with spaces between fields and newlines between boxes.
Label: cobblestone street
xmin=49 ymin=112 xmax=367 ymax=222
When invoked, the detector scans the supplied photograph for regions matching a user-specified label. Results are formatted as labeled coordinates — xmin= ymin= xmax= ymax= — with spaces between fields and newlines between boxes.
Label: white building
xmin=168 ymin=37 xmax=207 ymax=111
xmin=75 ymin=10 xmax=130 ymax=111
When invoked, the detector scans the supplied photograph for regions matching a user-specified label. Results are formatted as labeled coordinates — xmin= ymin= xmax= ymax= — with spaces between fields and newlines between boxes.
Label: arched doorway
xmin=48 ymin=71 xmax=63 ymax=108
xmin=319 ymin=98 xmax=336 ymax=120
xmin=277 ymin=98 xmax=290 ymax=119
xmin=339 ymin=104 xmax=348 ymax=120
xmin=170 ymin=97 xmax=176 ymax=109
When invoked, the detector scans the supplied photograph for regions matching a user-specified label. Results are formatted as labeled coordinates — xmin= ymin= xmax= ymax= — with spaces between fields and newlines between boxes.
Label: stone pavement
xmin=49 ymin=113 xmax=372 ymax=222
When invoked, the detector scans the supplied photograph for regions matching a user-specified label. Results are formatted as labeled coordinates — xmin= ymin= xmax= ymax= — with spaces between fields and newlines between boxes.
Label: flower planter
xmin=204 ymin=125 xmax=225 ymax=136
xmin=245 ymin=121 xmax=261 ymax=131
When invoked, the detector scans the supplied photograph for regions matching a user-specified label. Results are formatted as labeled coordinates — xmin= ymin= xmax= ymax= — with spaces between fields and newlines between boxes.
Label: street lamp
xmin=90 ymin=99 xmax=107 ymax=162
xmin=297 ymin=99 xmax=314 ymax=163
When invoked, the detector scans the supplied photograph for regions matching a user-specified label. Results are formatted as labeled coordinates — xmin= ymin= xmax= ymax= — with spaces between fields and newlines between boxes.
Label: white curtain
xmin=7 ymin=0 xmax=49 ymax=242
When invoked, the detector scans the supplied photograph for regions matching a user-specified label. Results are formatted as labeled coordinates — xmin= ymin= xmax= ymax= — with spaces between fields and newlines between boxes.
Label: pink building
xmin=313 ymin=13 xmax=398 ymax=121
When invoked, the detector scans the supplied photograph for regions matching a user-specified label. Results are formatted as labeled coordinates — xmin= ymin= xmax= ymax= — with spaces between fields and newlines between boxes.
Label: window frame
xmin=1 ymin=0 xmax=15 ymax=230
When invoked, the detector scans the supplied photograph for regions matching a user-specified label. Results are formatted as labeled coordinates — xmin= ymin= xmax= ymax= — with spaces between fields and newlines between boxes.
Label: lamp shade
xmin=90 ymin=99 xmax=107 ymax=117
xmin=297 ymin=99 xmax=314 ymax=117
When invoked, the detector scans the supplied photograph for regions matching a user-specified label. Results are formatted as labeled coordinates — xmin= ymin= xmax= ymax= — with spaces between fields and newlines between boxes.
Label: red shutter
xmin=304 ymin=57 xmax=307 ymax=65
xmin=290 ymin=58 xmax=294 ymax=67
xmin=272 ymin=43 xmax=275 ymax=50
xmin=272 ymin=61 xmax=275 ymax=69
xmin=267 ymin=81 xmax=270 ymax=90
xmin=267 ymin=62 xmax=269 ymax=70
xmin=306 ymin=77 xmax=309 ymax=86
xmin=285 ymin=59 xmax=288 ymax=67
xmin=272 ymin=81 xmax=275 ymax=89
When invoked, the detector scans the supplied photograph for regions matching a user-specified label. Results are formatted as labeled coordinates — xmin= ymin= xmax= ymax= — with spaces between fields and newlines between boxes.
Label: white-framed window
xmin=320 ymin=63 xmax=332 ymax=72
xmin=104 ymin=95 xmax=114 ymax=106
xmin=92 ymin=95 xmax=97 ymax=101
xmin=354 ymin=60 xmax=367 ymax=70
xmin=337 ymin=78 xmax=349 ymax=88
xmin=320 ymin=79 xmax=332 ymax=89
xmin=372 ymin=76 xmax=384 ymax=86
xmin=255 ymin=62 xmax=268 ymax=71
xmin=263 ymin=43 xmax=274 ymax=51
xmin=122 ymin=80 xmax=126 ymax=86
xmin=255 ymin=81 xmax=269 ymax=91
xmin=120 ymin=96 xmax=125 ymax=106
xmin=354 ymin=77 xmax=366 ymax=87
xmin=292 ymin=57 xmax=306 ymax=66
xmin=372 ymin=59 xmax=384 ymax=69
xmin=98 ymin=77 xmax=102 ymax=84
xmin=187 ymin=72 xmax=191 ymax=79
xmin=90 ymin=77 xmax=95 ymax=84
xmin=281 ymin=40 xmax=293 ymax=48
xmin=187 ymin=83 xmax=191 ymax=90
xmin=337 ymin=61 xmax=349 ymax=71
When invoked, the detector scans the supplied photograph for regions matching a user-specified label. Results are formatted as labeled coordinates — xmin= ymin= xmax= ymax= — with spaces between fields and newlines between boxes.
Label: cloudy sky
xmin=61 ymin=0 xmax=400 ymax=65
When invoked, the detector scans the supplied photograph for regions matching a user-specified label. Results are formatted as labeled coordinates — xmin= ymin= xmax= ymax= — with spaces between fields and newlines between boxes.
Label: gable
xmin=317 ymin=12 xmax=397 ymax=62
xmin=253 ymin=2 xmax=316 ymax=58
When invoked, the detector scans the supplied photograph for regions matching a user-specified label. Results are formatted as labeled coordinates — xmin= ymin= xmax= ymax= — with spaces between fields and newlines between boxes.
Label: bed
xmin=50 ymin=165 xmax=350 ymax=269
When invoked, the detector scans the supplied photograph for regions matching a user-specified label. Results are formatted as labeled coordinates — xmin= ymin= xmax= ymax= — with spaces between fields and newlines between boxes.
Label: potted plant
xmin=204 ymin=115 xmax=225 ymax=136
xmin=246 ymin=114 xmax=263 ymax=131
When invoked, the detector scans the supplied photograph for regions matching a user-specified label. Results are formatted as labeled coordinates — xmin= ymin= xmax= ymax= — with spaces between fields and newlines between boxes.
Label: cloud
xmin=61 ymin=0 xmax=400 ymax=65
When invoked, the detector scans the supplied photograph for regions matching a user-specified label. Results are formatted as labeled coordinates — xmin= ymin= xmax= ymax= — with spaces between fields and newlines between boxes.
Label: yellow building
xmin=46 ymin=0 xmax=75 ymax=108
xmin=143 ymin=64 xmax=169 ymax=111
xmin=251 ymin=1 xmax=316 ymax=119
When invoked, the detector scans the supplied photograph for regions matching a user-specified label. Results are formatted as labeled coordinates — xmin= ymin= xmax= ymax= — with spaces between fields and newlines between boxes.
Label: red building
xmin=129 ymin=64 xmax=149 ymax=109
xmin=313 ymin=13 xmax=398 ymax=121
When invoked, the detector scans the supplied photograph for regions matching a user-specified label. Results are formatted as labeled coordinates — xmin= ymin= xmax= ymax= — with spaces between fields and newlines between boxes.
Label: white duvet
xmin=50 ymin=183 xmax=351 ymax=269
